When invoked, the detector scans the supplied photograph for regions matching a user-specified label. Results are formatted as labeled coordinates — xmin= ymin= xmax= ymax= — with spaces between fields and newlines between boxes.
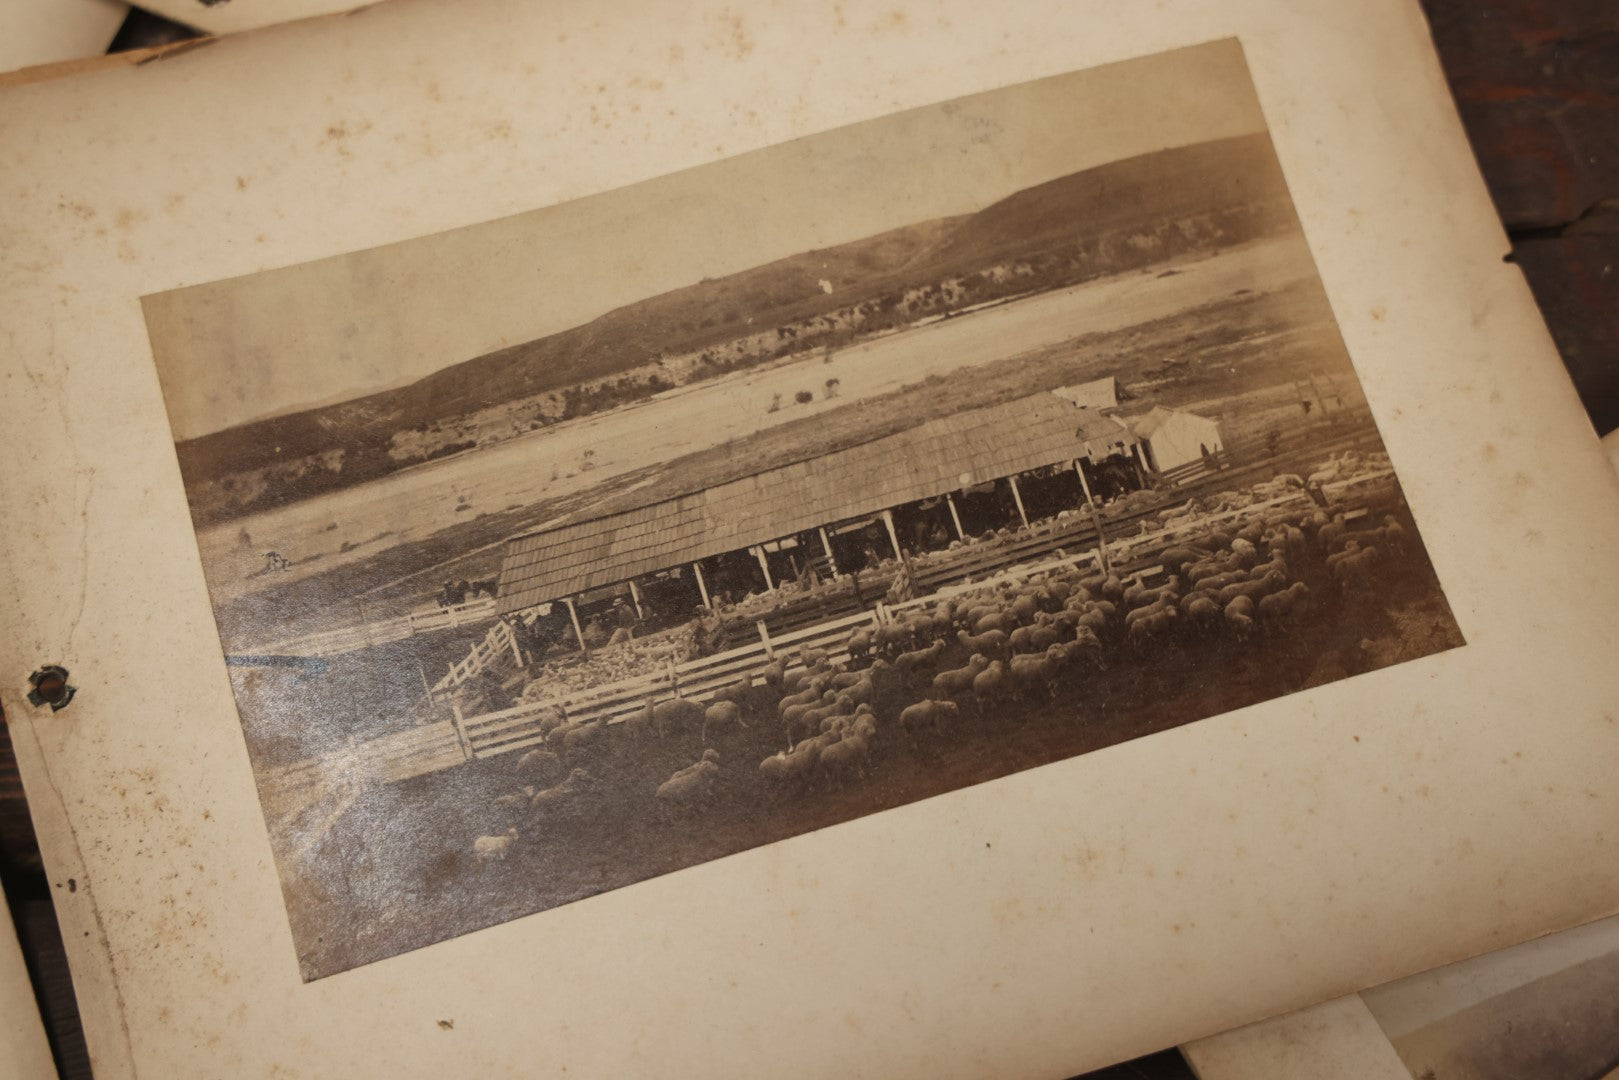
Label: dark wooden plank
xmin=1420 ymin=0 xmax=1619 ymax=228
xmin=1510 ymin=233 xmax=1619 ymax=434
xmin=1419 ymin=0 xmax=1619 ymax=433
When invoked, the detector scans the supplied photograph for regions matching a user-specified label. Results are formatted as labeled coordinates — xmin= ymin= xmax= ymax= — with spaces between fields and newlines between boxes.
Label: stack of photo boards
xmin=2 ymin=1 xmax=1617 ymax=1077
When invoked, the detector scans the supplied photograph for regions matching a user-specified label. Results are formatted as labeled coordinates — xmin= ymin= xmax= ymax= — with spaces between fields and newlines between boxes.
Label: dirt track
xmin=283 ymin=515 xmax=1462 ymax=980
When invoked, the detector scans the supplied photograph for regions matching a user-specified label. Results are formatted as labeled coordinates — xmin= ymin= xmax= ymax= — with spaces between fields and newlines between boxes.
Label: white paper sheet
xmin=0 ymin=0 xmax=127 ymax=75
xmin=2 ymin=2 xmax=1617 ymax=1077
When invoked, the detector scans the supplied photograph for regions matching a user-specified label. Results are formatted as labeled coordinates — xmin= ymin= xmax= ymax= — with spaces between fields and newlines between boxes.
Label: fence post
xmin=503 ymin=619 xmax=525 ymax=668
xmin=756 ymin=620 xmax=775 ymax=659
xmin=417 ymin=660 xmax=435 ymax=705
xmin=450 ymin=701 xmax=473 ymax=762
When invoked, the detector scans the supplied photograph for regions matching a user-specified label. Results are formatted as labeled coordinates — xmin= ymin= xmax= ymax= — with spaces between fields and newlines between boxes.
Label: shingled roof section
xmin=1127 ymin=405 xmax=1178 ymax=438
xmin=496 ymin=392 xmax=1133 ymax=614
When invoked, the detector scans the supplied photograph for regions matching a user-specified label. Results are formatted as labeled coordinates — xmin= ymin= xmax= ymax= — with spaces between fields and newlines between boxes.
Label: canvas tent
xmin=1129 ymin=406 xmax=1225 ymax=471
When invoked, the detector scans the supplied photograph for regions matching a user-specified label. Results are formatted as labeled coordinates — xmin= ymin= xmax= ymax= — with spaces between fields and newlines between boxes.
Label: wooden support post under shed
xmin=881 ymin=509 xmax=904 ymax=562
xmin=945 ymin=493 xmax=966 ymax=540
xmin=1074 ymin=459 xmax=1112 ymax=575
xmin=1006 ymin=474 xmax=1030 ymax=530
xmin=692 ymin=561 xmax=712 ymax=609
xmin=752 ymin=546 xmax=776 ymax=592
xmin=818 ymin=526 xmax=839 ymax=575
xmin=627 ymin=579 xmax=645 ymax=621
xmin=563 ymin=596 xmax=589 ymax=656
xmin=1074 ymin=458 xmax=1097 ymax=509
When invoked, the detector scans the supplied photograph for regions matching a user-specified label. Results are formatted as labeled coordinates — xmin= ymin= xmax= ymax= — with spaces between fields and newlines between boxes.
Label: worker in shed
xmin=607 ymin=596 xmax=638 ymax=645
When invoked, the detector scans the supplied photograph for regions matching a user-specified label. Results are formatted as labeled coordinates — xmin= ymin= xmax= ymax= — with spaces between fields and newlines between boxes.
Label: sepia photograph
xmin=143 ymin=38 xmax=1465 ymax=980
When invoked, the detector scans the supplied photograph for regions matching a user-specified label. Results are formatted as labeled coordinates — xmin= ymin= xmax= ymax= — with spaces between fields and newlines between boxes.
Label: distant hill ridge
xmin=176 ymin=132 xmax=1291 ymax=497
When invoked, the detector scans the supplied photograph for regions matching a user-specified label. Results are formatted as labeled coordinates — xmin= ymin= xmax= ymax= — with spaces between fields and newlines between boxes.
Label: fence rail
xmin=429 ymin=415 xmax=1390 ymax=712
xmin=432 ymin=617 xmax=524 ymax=694
xmin=249 ymin=596 xmax=498 ymax=659
xmin=262 ymin=468 xmax=1407 ymax=805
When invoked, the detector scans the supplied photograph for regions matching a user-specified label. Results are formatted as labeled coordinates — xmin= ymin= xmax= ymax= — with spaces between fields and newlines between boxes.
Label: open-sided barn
xmin=494 ymin=391 xmax=1146 ymax=641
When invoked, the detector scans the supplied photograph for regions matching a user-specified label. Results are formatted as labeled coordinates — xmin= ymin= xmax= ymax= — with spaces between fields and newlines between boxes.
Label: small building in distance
xmin=1128 ymin=406 xmax=1225 ymax=472
xmin=1052 ymin=375 xmax=1121 ymax=410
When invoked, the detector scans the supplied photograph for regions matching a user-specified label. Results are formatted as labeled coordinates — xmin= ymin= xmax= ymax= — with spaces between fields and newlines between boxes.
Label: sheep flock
xmin=470 ymin=483 xmax=1415 ymax=864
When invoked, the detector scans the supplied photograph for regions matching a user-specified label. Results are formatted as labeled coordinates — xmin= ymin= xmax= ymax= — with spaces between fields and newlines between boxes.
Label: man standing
xmin=608 ymin=596 xmax=638 ymax=646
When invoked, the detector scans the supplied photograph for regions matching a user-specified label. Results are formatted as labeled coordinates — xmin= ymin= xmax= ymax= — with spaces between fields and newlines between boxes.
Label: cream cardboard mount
xmin=1 ymin=1 xmax=1617 ymax=1077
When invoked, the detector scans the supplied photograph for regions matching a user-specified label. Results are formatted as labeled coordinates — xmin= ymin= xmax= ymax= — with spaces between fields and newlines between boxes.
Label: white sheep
xmin=818 ymin=733 xmax=869 ymax=789
xmin=516 ymin=748 xmax=563 ymax=778
xmin=492 ymin=786 xmax=536 ymax=810
xmin=702 ymin=700 xmax=750 ymax=744
xmin=656 ymin=759 xmax=720 ymax=806
xmin=473 ymin=828 xmax=518 ymax=862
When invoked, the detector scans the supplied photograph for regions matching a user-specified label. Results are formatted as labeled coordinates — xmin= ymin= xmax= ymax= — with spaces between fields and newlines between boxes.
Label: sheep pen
xmin=279 ymin=480 xmax=1462 ymax=979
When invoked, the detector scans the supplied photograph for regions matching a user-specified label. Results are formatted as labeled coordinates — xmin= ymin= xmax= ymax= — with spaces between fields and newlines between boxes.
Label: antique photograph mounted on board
xmin=142 ymin=38 xmax=1463 ymax=980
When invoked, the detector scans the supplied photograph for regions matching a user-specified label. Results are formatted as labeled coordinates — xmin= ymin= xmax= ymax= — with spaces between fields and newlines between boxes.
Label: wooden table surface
xmin=2 ymin=4 xmax=1614 ymax=1077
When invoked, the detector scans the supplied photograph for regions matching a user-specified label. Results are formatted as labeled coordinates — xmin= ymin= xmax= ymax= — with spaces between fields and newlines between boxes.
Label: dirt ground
xmin=279 ymin=507 xmax=1463 ymax=980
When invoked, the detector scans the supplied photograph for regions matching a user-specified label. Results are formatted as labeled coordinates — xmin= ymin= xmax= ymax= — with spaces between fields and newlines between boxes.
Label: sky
xmin=143 ymin=39 xmax=1269 ymax=441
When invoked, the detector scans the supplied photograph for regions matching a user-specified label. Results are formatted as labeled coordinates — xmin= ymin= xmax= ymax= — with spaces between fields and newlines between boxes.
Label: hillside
xmin=176 ymin=132 xmax=1296 ymax=517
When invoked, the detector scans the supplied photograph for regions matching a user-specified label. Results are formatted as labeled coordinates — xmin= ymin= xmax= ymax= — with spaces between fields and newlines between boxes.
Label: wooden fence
xmin=438 ymin=518 xmax=1278 ymax=768
xmin=250 ymin=596 xmax=497 ymax=659
xmin=443 ymin=607 xmax=887 ymax=759
xmin=1155 ymin=412 xmax=1380 ymax=488
xmin=259 ymin=466 xmax=1405 ymax=818
xmin=431 ymin=617 xmax=524 ymax=694
xmin=428 ymin=416 xmax=1388 ymax=697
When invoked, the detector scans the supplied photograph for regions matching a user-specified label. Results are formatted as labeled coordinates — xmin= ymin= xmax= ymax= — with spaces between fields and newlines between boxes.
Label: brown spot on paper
xmin=712 ymin=10 xmax=754 ymax=60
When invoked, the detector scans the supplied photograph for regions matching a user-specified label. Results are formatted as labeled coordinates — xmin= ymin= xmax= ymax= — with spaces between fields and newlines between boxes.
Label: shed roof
xmin=497 ymin=391 xmax=1120 ymax=613
xmin=1128 ymin=405 xmax=1218 ymax=438
xmin=1052 ymin=375 xmax=1119 ymax=410
xmin=1072 ymin=406 xmax=1136 ymax=453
